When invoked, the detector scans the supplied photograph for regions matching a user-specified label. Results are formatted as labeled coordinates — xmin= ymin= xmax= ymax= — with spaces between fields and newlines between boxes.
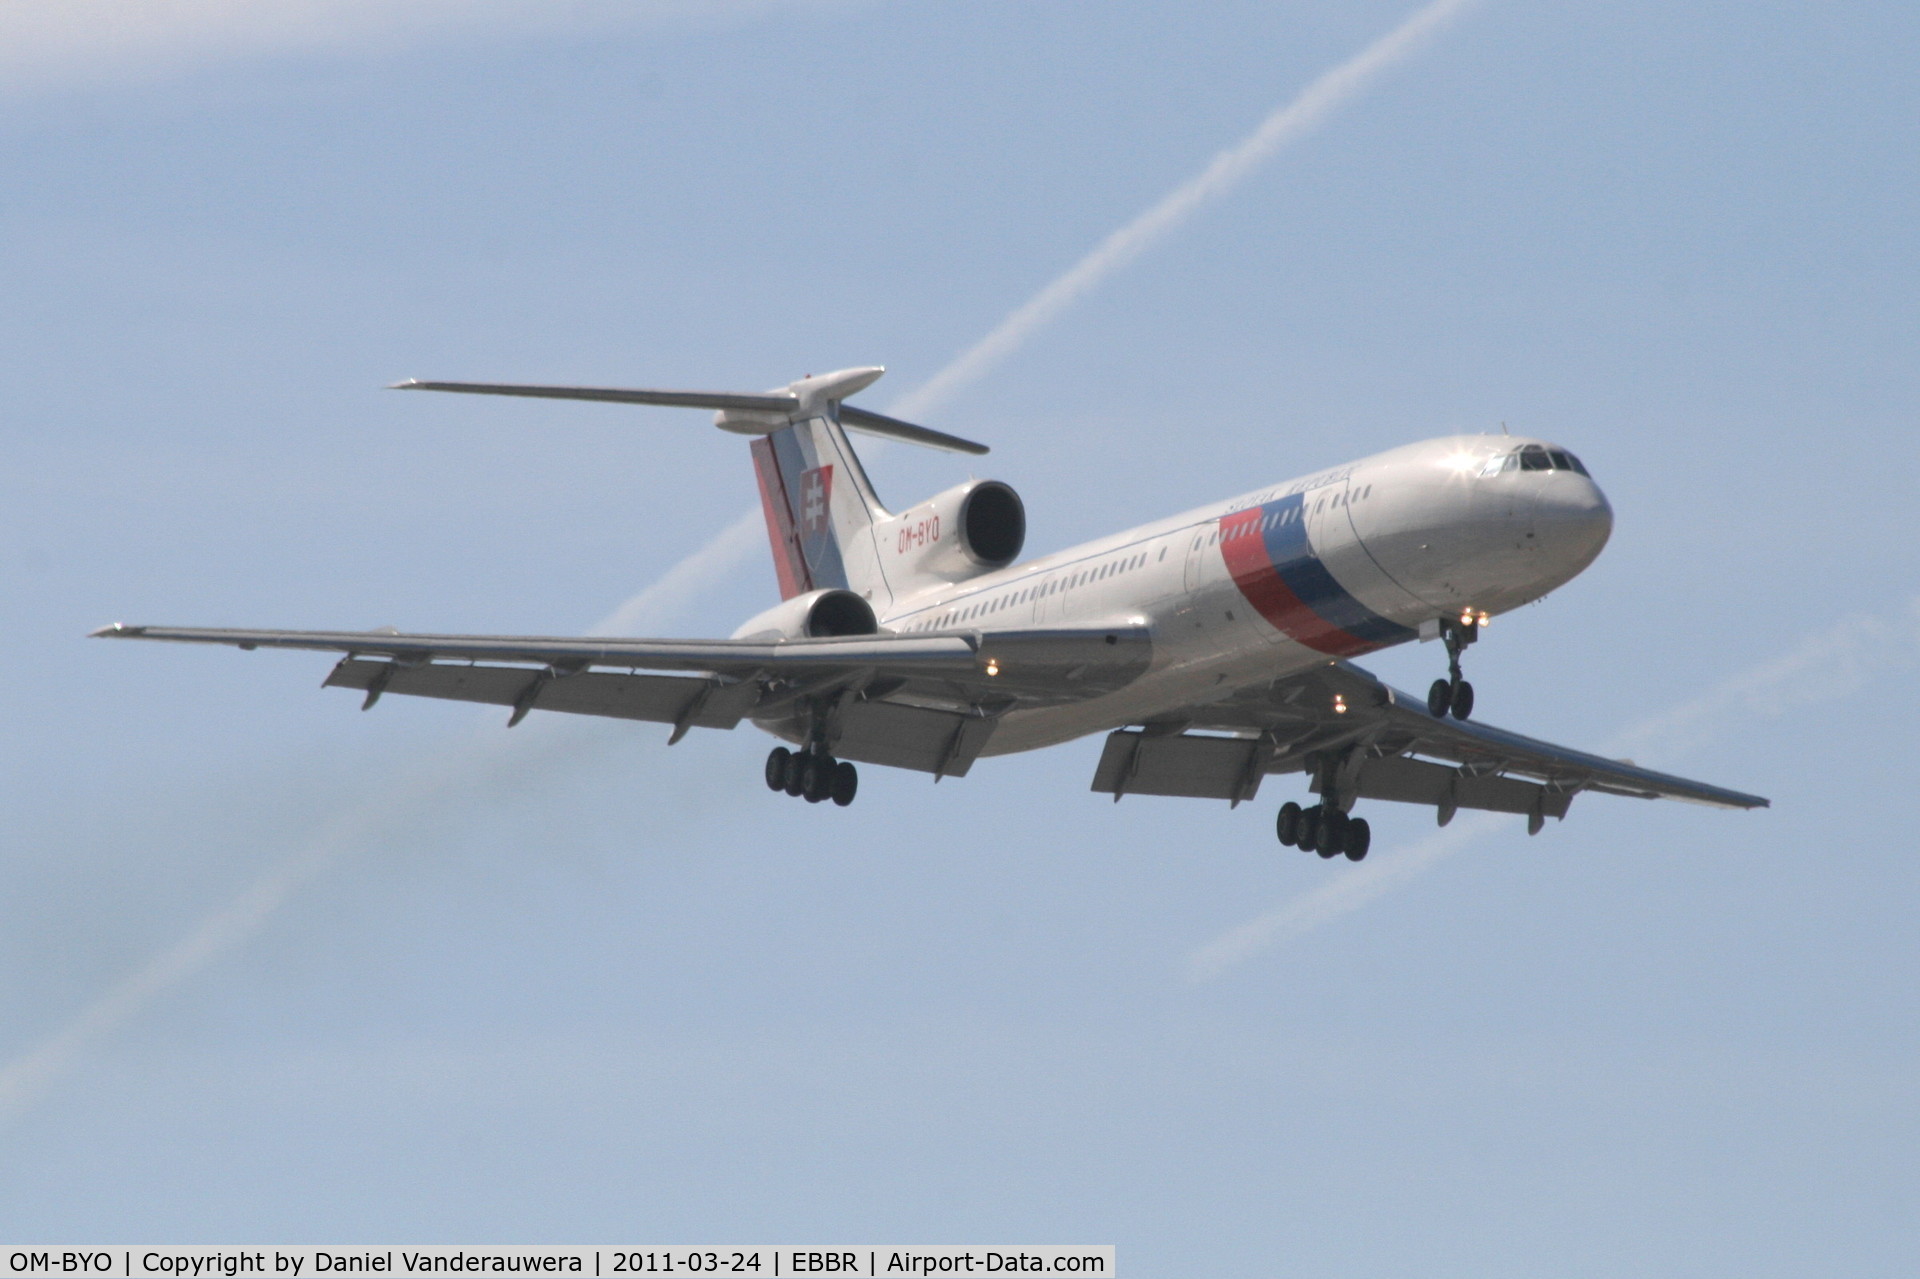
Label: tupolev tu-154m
xmin=96 ymin=366 xmax=1766 ymax=861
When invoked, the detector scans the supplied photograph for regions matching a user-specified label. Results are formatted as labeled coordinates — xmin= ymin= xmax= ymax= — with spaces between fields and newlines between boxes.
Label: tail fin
xmin=751 ymin=409 xmax=894 ymax=606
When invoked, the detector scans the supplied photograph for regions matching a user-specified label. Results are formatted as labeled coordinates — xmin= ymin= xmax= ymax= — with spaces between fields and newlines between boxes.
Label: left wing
xmin=92 ymin=622 xmax=1151 ymax=776
xmin=1091 ymin=660 xmax=1767 ymax=827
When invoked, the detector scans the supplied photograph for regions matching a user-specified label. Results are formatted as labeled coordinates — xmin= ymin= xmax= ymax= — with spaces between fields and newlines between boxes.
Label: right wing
xmin=1090 ymin=660 xmax=1767 ymax=824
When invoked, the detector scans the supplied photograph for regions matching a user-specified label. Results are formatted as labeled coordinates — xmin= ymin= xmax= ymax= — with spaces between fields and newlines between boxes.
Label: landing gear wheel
xmin=765 ymin=747 xmax=792 ymax=792
xmin=830 ymin=760 xmax=859 ymax=807
xmin=1296 ymin=807 xmax=1320 ymax=853
xmin=783 ymin=753 xmax=810 ymax=797
xmin=1428 ymin=678 xmax=1453 ymax=718
xmin=1450 ymin=680 xmax=1475 ymax=721
xmin=1317 ymin=809 xmax=1348 ymax=859
xmin=1343 ymin=818 xmax=1371 ymax=862
xmin=1276 ymin=801 xmax=1303 ymax=846
xmin=802 ymin=755 xmax=834 ymax=803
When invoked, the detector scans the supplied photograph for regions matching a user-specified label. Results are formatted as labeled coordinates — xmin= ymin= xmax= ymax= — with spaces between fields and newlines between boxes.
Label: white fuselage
xmin=869 ymin=435 xmax=1612 ymax=756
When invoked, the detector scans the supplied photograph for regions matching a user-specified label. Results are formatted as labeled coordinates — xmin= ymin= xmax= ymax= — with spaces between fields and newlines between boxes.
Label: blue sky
xmin=2 ymin=1 xmax=1916 ymax=1271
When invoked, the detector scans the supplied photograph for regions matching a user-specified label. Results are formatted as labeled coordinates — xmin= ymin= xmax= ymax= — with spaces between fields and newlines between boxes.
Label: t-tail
xmin=724 ymin=369 xmax=901 ymax=606
xmin=389 ymin=364 xmax=992 ymax=613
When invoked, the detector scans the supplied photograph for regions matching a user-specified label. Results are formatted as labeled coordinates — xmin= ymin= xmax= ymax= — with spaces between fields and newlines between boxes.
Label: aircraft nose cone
xmin=1534 ymin=478 xmax=1613 ymax=571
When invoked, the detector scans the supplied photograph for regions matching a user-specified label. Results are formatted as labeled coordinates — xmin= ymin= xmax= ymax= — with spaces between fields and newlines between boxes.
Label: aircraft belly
xmin=975 ymin=636 xmax=1326 ymax=757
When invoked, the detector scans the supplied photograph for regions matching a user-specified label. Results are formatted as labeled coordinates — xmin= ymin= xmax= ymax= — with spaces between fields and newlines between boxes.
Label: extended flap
xmin=1351 ymin=755 xmax=1572 ymax=819
xmin=1090 ymin=731 xmax=1264 ymax=803
xmin=829 ymin=699 xmax=998 ymax=777
xmin=324 ymin=658 xmax=756 ymax=731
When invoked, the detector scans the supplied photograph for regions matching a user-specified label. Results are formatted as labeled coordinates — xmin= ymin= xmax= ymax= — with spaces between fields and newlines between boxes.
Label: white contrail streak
xmin=0 ymin=755 xmax=445 ymax=1128
xmin=0 ymin=830 xmax=350 ymax=1128
xmin=587 ymin=508 xmax=765 ymax=637
xmin=1184 ymin=597 xmax=1920 ymax=982
xmin=889 ymin=0 xmax=1482 ymax=422
xmin=0 ymin=2 xmax=828 ymax=95
xmin=589 ymin=0 xmax=1484 ymax=632
xmin=1184 ymin=813 xmax=1500 ymax=981
xmin=0 ymin=721 xmax=623 ymax=1131
xmin=0 ymin=3 xmax=1487 ymax=1128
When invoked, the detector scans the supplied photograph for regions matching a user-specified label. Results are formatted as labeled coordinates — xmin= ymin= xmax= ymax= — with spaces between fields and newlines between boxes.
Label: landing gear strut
xmin=1427 ymin=615 xmax=1479 ymax=721
xmin=1276 ymin=799 xmax=1370 ymax=862
xmin=765 ymin=746 xmax=858 ymax=807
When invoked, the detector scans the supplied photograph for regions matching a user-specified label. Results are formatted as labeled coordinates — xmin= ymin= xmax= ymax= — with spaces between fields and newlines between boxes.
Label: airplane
xmin=94 ymin=365 xmax=1767 ymax=861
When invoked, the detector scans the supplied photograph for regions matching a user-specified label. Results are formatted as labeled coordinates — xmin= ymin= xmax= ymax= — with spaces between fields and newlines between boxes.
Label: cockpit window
xmin=1485 ymin=445 xmax=1591 ymax=477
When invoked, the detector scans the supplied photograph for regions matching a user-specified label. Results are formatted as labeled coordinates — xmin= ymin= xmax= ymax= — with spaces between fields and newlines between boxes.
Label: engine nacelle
xmin=730 ymin=588 xmax=879 ymax=641
xmin=878 ymin=479 xmax=1026 ymax=585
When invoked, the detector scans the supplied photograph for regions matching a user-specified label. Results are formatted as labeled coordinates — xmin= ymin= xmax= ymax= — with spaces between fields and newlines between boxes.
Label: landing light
xmin=985 ymin=659 xmax=1000 ymax=677
xmin=1332 ymin=694 xmax=1348 ymax=715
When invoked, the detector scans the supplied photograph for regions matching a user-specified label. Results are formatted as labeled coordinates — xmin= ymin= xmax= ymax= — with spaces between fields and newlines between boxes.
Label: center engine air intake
xmin=960 ymin=481 xmax=1026 ymax=567
xmin=882 ymin=478 xmax=1027 ymax=584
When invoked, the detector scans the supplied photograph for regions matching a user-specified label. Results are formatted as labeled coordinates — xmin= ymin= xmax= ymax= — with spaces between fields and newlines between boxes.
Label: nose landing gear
xmin=764 ymin=745 xmax=858 ymax=807
xmin=1427 ymin=614 xmax=1482 ymax=720
xmin=1429 ymin=677 xmax=1474 ymax=721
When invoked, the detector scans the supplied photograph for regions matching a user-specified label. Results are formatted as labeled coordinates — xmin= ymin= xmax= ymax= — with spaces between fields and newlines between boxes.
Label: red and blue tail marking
xmin=1219 ymin=493 xmax=1414 ymax=657
xmin=751 ymin=429 xmax=851 ymax=600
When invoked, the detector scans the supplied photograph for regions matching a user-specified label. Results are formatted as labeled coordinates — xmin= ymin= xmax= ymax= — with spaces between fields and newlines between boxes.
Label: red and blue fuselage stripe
xmin=1219 ymin=492 xmax=1415 ymax=657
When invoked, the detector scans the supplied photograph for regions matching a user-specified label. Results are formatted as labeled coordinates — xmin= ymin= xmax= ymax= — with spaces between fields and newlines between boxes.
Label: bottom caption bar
xmin=0 ymin=1249 xmax=1114 ymax=1279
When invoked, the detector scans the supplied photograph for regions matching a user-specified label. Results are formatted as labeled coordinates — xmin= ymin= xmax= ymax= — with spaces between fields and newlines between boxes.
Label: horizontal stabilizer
xmin=840 ymin=404 xmax=988 ymax=455
xmin=391 ymin=372 xmax=988 ymax=454
xmin=390 ymin=379 xmax=797 ymax=413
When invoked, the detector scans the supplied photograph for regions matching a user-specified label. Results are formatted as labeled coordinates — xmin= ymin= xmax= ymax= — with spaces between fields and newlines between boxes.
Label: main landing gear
xmin=1276 ymin=800 xmax=1371 ymax=862
xmin=765 ymin=746 xmax=858 ymax=807
xmin=1426 ymin=614 xmax=1482 ymax=721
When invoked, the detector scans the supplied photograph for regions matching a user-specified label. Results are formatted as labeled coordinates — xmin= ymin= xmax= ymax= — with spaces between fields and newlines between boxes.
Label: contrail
xmin=1184 ymin=596 xmax=1920 ymax=982
xmin=1184 ymin=812 xmax=1500 ymax=981
xmin=591 ymin=0 xmax=1485 ymax=631
xmin=0 ymin=3 xmax=1488 ymax=1127
xmin=888 ymin=0 xmax=1483 ymax=422
xmin=0 ymin=1 xmax=823 ymax=96
xmin=0 ymin=718 xmax=621 ymax=1132
xmin=0 ymin=799 xmax=386 ymax=1128
xmin=0 ymin=737 xmax=466 ymax=1129
xmin=587 ymin=507 xmax=764 ymax=637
